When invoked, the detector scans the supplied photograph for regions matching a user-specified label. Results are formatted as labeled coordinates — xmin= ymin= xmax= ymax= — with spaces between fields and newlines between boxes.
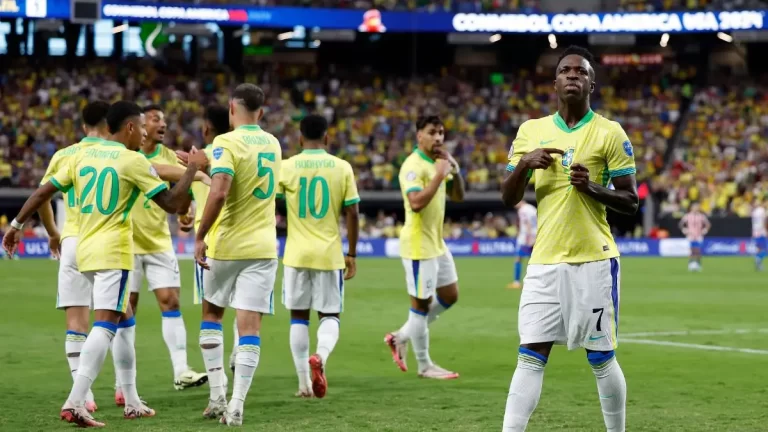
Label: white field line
xmin=622 ymin=328 xmax=768 ymax=338
xmin=621 ymin=338 xmax=768 ymax=355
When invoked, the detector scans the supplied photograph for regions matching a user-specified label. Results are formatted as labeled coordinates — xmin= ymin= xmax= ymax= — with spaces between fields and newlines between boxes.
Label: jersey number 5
xmin=79 ymin=166 xmax=119 ymax=215
xmin=253 ymin=153 xmax=275 ymax=199
xmin=298 ymin=176 xmax=330 ymax=219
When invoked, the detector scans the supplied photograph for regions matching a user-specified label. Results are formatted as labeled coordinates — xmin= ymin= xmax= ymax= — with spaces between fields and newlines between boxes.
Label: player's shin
xmin=232 ymin=335 xmax=261 ymax=411
xmin=316 ymin=316 xmax=340 ymax=365
xmin=406 ymin=308 xmax=432 ymax=371
xmin=161 ymin=309 xmax=189 ymax=378
xmin=289 ymin=319 xmax=311 ymax=392
xmin=426 ymin=296 xmax=453 ymax=324
xmin=502 ymin=347 xmax=548 ymax=431
xmin=200 ymin=321 xmax=226 ymax=400
xmin=113 ymin=317 xmax=141 ymax=407
xmin=65 ymin=330 xmax=88 ymax=381
xmin=587 ymin=351 xmax=626 ymax=432
xmin=68 ymin=321 xmax=117 ymax=406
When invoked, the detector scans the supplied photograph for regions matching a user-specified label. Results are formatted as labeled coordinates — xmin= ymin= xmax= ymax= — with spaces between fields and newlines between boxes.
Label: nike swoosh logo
xmin=588 ymin=335 xmax=606 ymax=341
xmin=600 ymin=394 xmax=615 ymax=399
xmin=540 ymin=140 xmax=555 ymax=145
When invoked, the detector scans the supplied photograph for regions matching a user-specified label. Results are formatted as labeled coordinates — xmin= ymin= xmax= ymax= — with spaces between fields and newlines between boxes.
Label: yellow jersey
xmin=398 ymin=149 xmax=452 ymax=260
xmin=278 ymin=149 xmax=360 ymax=270
xmin=207 ymin=125 xmax=282 ymax=260
xmin=507 ymin=110 xmax=636 ymax=264
xmin=131 ymin=144 xmax=179 ymax=254
xmin=189 ymin=146 xmax=213 ymax=233
xmin=40 ymin=137 xmax=102 ymax=240
xmin=49 ymin=140 xmax=168 ymax=272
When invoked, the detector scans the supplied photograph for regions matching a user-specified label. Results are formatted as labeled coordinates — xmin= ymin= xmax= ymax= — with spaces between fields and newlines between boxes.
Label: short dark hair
xmin=205 ymin=104 xmax=230 ymax=136
xmin=557 ymin=45 xmax=596 ymax=76
xmin=143 ymin=104 xmax=164 ymax=114
xmin=81 ymin=101 xmax=111 ymax=128
xmin=416 ymin=115 xmax=443 ymax=131
xmin=232 ymin=84 xmax=265 ymax=112
xmin=300 ymin=115 xmax=328 ymax=141
xmin=106 ymin=101 xmax=143 ymax=134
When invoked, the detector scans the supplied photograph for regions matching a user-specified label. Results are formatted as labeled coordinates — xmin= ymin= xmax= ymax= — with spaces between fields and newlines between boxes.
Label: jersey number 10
xmin=298 ymin=176 xmax=330 ymax=219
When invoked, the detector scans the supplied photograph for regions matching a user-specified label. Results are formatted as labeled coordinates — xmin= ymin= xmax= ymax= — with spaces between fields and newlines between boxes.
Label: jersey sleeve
xmin=605 ymin=123 xmax=637 ymax=178
xmin=399 ymin=160 xmax=426 ymax=195
xmin=49 ymin=164 xmax=73 ymax=193
xmin=507 ymin=122 xmax=533 ymax=178
xmin=209 ymin=137 xmax=235 ymax=178
xmin=127 ymin=154 xmax=168 ymax=198
xmin=40 ymin=153 xmax=61 ymax=185
xmin=343 ymin=163 xmax=360 ymax=207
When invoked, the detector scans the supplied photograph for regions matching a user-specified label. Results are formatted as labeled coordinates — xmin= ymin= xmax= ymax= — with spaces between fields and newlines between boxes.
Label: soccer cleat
xmin=114 ymin=388 xmax=125 ymax=407
xmin=294 ymin=389 xmax=313 ymax=398
xmin=124 ymin=402 xmax=156 ymax=419
xmin=418 ymin=364 xmax=460 ymax=380
xmin=174 ymin=369 xmax=208 ymax=390
xmin=384 ymin=333 xmax=408 ymax=372
xmin=203 ymin=395 xmax=227 ymax=419
xmin=85 ymin=400 xmax=98 ymax=413
xmin=309 ymin=354 xmax=328 ymax=399
xmin=220 ymin=409 xmax=243 ymax=427
xmin=60 ymin=402 xmax=105 ymax=428
xmin=507 ymin=281 xmax=522 ymax=290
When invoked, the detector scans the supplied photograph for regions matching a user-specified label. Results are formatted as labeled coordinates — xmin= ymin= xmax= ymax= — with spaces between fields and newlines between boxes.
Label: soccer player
xmin=508 ymin=200 xmax=537 ymax=290
xmin=500 ymin=46 xmax=638 ymax=432
xmin=384 ymin=115 xmax=465 ymax=380
xmin=752 ymin=200 xmax=766 ymax=270
xmin=38 ymin=100 xmax=112 ymax=414
xmin=277 ymin=115 xmax=360 ymax=399
xmin=3 ymin=101 xmax=206 ymax=427
xmin=118 ymin=104 xmax=206 ymax=397
xmin=679 ymin=202 xmax=710 ymax=272
xmin=194 ymin=84 xmax=282 ymax=426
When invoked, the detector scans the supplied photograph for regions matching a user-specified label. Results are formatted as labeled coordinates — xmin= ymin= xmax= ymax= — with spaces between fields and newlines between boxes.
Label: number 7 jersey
xmin=207 ymin=125 xmax=282 ymax=260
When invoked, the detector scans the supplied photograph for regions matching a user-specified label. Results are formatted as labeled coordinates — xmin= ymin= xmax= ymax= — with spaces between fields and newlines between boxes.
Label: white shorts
xmin=203 ymin=259 xmax=277 ymax=313
xmin=518 ymin=258 xmax=620 ymax=351
xmin=56 ymin=237 xmax=91 ymax=309
xmin=193 ymin=262 xmax=205 ymax=305
xmin=129 ymin=251 xmax=181 ymax=293
xmin=83 ymin=269 xmax=131 ymax=313
xmin=282 ymin=266 xmax=345 ymax=314
xmin=401 ymin=250 xmax=458 ymax=300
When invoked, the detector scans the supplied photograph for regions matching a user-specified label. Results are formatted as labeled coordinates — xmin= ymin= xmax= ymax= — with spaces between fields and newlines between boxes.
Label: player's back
xmin=279 ymin=149 xmax=359 ymax=270
xmin=207 ymin=125 xmax=282 ymax=260
xmin=131 ymin=144 xmax=179 ymax=253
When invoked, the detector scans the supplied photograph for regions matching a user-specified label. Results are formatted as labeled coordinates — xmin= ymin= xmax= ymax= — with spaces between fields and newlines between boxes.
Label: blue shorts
xmin=517 ymin=245 xmax=533 ymax=258
xmin=755 ymin=236 xmax=767 ymax=249
xmin=690 ymin=241 xmax=702 ymax=249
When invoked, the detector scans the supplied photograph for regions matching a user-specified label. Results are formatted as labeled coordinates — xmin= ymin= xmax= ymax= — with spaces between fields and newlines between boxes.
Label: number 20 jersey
xmin=207 ymin=125 xmax=282 ymax=261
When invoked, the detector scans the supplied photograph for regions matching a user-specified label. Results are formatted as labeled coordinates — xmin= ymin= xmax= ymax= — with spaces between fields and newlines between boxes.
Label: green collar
xmin=102 ymin=140 xmax=126 ymax=148
xmin=140 ymin=144 xmax=162 ymax=159
xmin=415 ymin=148 xmax=434 ymax=164
xmin=553 ymin=110 xmax=595 ymax=133
xmin=237 ymin=125 xmax=262 ymax=132
xmin=81 ymin=137 xmax=103 ymax=144
xmin=204 ymin=144 xmax=212 ymax=149
xmin=302 ymin=149 xmax=326 ymax=154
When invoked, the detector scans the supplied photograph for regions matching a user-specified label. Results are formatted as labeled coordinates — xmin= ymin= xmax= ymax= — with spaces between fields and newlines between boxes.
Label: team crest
xmin=213 ymin=147 xmax=224 ymax=160
xmin=561 ymin=147 xmax=575 ymax=168
xmin=406 ymin=171 xmax=417 ymax=182
xmin=622 ymin=140 xmax=633 ymax=157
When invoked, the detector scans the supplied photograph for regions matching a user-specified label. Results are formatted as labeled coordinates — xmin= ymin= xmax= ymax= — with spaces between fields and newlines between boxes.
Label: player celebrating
xmin=118 ymin=104 xmax=206 ymax=397
xmin=752 ymin=200 xmax=766 ymax=270
xmin=384 ymin=115 xmax=465 ymax=380
xmin=508 ymin=200 xmax=537 ymax=290
xmin=3 ymin=101 xmax=206 ymax=427
xmin=194 ymin=84 xmax=282 ymax=426
xmin=277 ymin=115 xmax=360 ymax=399
xmin=679 ymin=202 xmax=710 ymax=272
xmin=500 ymin=46 xmax=638 ymax=432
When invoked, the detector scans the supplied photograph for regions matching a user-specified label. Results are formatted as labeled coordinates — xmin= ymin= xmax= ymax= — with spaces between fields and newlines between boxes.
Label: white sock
xmin=590 ymin=353 xmax=627 ymax=432
xmin=113 ymin=318 xmax=141 ymax=407
xmin=232 ymin=319 xmax=239 ymax=357
xmin=426 ymin=296 xmax=452 ymax=324
xmin=402 ymin=309 xmax=431 ymax=371
xmin=68 ymin=322 xmax=116 ymax=406
xmin=65 ymin=330 xmax=95 ymax=403
xmin=200 ymin=321 xmax=226 ymax=400
xmin=316 ymin=316 xmax=340 ymax=366
xmin=231 ymin=335 xmax=261 ymax=412
xmin=161 ymin=310 xmax=189 ymax=378
xmin=502 ymin=348 xmax=547 ymax=431
xmin=289 ymin=320 xmax=311 ymax=391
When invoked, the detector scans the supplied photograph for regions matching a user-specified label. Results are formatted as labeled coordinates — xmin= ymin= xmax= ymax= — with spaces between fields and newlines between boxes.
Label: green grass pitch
xmin=2 ymin=257 xmax=768 ymax=431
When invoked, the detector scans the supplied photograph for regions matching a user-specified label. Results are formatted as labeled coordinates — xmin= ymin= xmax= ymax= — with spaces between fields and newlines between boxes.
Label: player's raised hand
xmin=435 ymin=159 xmax=453 ymax=178
xmin=178 ymin=209 xmax=194 ymax=233
xmin=176 ymin=150 xmax=190 ymax=167
xmin=48 ymin=232 xmax=61 ymax=260
xmin=570 ymin=163 xmax=590 ymax=192
xmin=520 ymin=148 xmax=564 ymax=170
xmin=188 ymin=148 xmax=209 ymax=171
xmin=2 ymin=227 xmax=21 ymax=258
xmin=434 ymin=148 xmax=460 ymax=173
xmin=195 ymin=239 xmax=209 ymax=270
xmin=344 ymin=255 xmax=357 ymax=280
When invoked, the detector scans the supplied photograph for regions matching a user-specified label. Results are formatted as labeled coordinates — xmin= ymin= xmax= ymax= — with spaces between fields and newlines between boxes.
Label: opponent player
xmin=277 ymin=115 xmax=360 ymax=398
xmin=500 ymin=46 xmax=638 ymax=431
xmin=3 ymin=101 xmax=206 ymax=427
xmin=679 ymin=202 xmax=710 ymax=272
xmin=118 ymin=104 xmax=206 ymax=397
xmin=508 ymin=200 xmax=537 ymax=289
xmin=194 ymin=84 xmax=282 ymax=426
xmin=752 ymin=200 xmax=766 ymax=270
xmin=384 ymin=115 xmax=465 ymax=380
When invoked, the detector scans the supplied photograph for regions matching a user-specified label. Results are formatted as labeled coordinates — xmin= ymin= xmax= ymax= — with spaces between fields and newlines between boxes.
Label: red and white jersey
xmin=752 ymin=206 xmax=767 ymax=238
xmin=681 ymin=211 xmax=709 ymax=242
xmin=517 ymin=203 xmax=538 ymax=246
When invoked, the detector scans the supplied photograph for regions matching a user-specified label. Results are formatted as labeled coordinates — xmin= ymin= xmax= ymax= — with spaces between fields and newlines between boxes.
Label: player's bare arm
xmin=570 ymin=164 xmax=639 ymax=215
xmin=407 ymin=159 xmax=452 ymax=212
xmin=2 ymin=182 xmax=60 ymax=256
xmin=344 ymin=203 xmax=360 ymax=280
xmin=37 ymin=199 xmax=61 ymax=259
xmin=150 ymin=159 xmax=202 ymax=214
xmin=501 ymin=148 xmax=564 ymax=207
xmin=153 ymin=163 xmax=211 ymax=186
xmin=194 ymin=172 xmax=231 ymax=269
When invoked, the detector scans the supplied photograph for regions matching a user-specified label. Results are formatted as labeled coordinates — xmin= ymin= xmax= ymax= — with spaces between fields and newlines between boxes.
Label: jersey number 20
xmin=79 ymin=166 xmax=119 ymax=215
xmin=298 ymin=176 xmax=330 ymax=219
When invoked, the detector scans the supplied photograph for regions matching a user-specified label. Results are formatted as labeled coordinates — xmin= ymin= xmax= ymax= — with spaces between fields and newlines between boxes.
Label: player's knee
xmin=318 ymin=312 xmax=340 ymax=320
xmin=586 ymin=349 xmax=616 ymax=369
xmin=156 ymin=289 xmax=180 ymax=311
xmin=436 ymin=284 xmax=459 ymax=306
xmin=520 ymin=342 xmax=553 ymax=359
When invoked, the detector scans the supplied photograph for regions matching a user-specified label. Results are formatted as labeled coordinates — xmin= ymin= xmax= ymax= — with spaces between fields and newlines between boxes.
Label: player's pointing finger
xmin=540 ymin=148 xmax=565 ymax=155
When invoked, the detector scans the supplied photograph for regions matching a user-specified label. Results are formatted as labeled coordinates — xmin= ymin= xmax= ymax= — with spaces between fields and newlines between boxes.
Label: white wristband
xmin=10 ymin=218 xmax=23 ymax=230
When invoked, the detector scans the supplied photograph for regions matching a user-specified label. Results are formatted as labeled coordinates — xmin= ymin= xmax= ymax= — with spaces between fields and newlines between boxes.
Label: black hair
xmin=300 ymin=115 xmax=328 ymax=141
xmin=106 ymin=101 xmax=143 ymax=135
xmin=81 ymin=100 xmax=111 ymax=128
xmin=557 ymin=45 xmax=596 ymax=78
xmin=205 ymin=104 xmax=230 ymax=136
xmin=232 ymin=83 xmax=265 ymax=112
xmin=416 ymin=115 xmax=443 ymax=131
xmin=143 ymin=104 xmax=164 ymax=114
